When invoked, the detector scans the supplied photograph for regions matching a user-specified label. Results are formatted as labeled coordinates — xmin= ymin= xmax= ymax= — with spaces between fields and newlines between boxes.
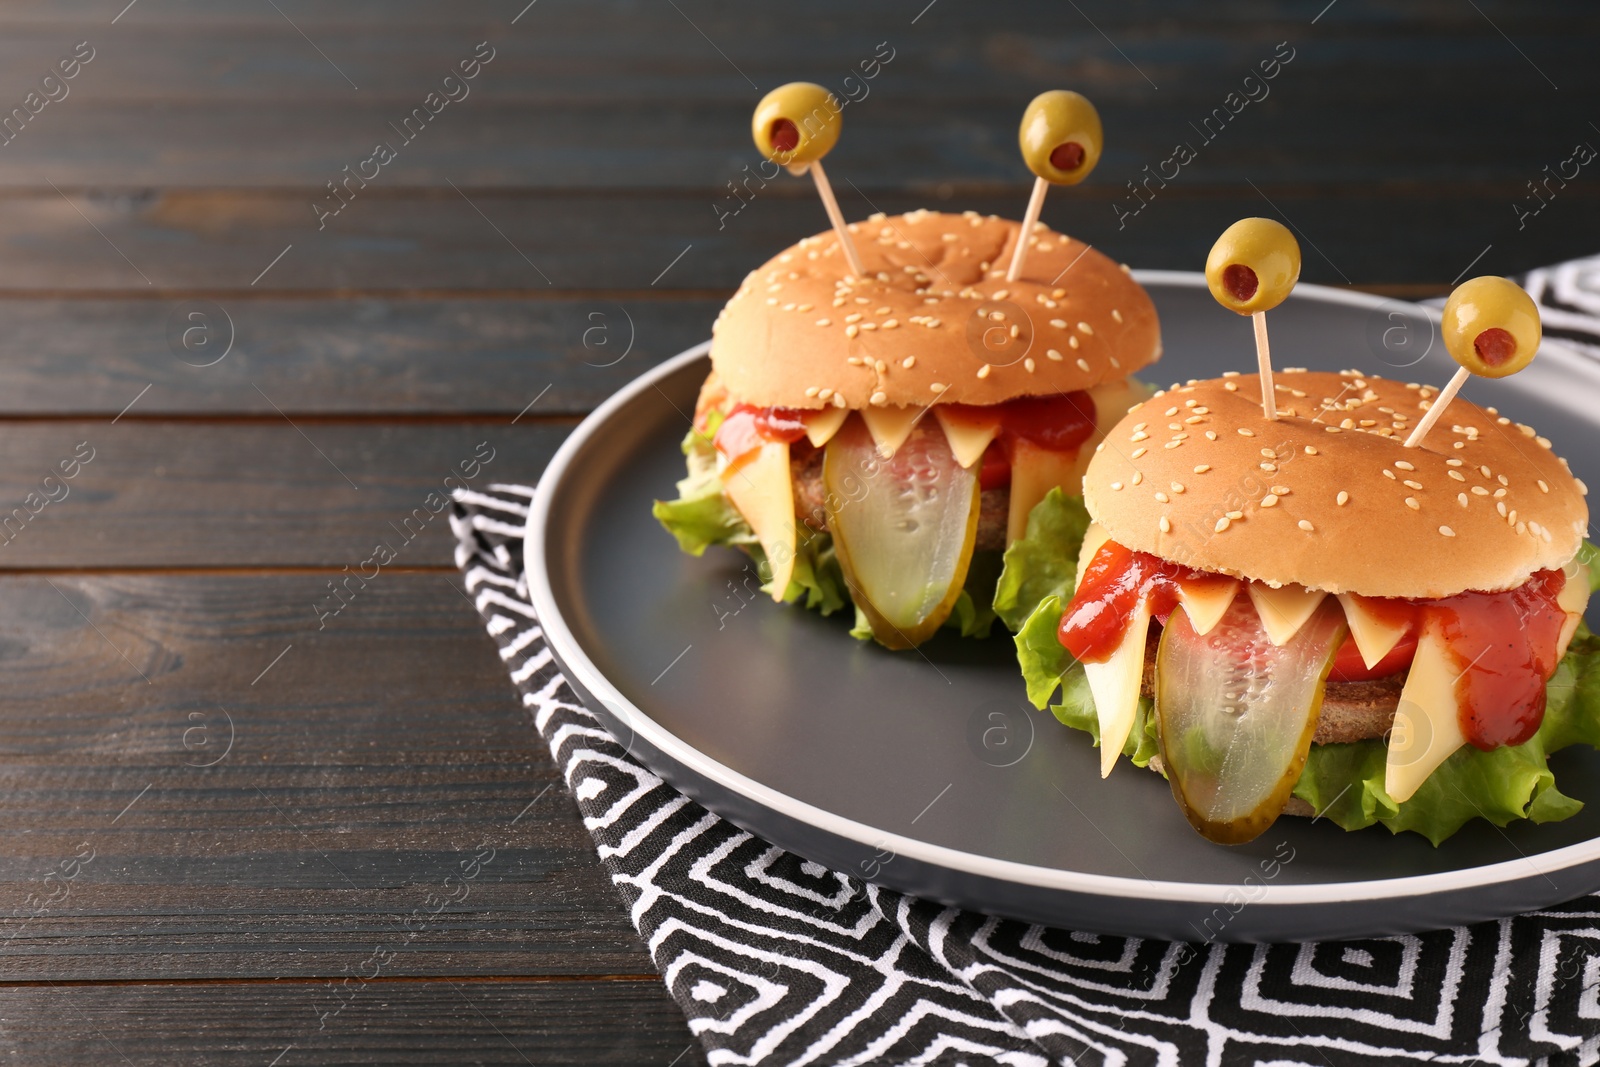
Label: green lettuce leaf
xmin=1022 ymin=596 xmax=1600 ymax=844
xmin=992 ymin=488 xmax=1092 ymax=632
xmin=651 ymin=426 xmax=755 ymax=556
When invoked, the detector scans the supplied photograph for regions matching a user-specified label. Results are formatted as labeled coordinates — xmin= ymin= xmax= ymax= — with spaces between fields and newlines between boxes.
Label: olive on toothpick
xmin=1007 ymin=90 xmax=1103 ymax=283
xmin=1205 ymin=218 xmax=1302 ymax=421
xmin=751 ymin=82 xmax=864 ymax=278
xmin=1403 ymin=276 xmax=1541 ymax=449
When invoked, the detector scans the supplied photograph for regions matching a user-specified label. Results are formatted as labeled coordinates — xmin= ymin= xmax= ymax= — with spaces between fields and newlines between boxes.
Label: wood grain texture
xmin=0 ymin=422 xmax=570 ymax=566
xmin=0 ymin=188 xmax=1594 ymax=294
xmin=0 ymin=980 xmax=707 ymax=1065
xmin=0 ymin=298 xmax=714 ymax=416
xmin=0 ymin=574 xmax=655 ymax=980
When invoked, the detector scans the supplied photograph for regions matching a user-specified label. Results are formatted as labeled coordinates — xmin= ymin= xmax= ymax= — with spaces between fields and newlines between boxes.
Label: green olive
xmin=1204 ymin=217 xmax=1301 ymax=315
xmin=751 ymin=82 xmax=842 ymax=167
xmin=1017 ymin=90 xmax=1103 ymax=186
xmin=1441 ymin=276 xmax=1540 ymax=378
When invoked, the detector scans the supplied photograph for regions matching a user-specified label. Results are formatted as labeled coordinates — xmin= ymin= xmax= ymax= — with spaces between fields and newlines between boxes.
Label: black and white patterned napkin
xmin=451 ymin=257 xmax=1600 ymax=1067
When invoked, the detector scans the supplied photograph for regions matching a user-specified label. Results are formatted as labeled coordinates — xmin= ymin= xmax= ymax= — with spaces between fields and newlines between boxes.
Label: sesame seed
xmin=1261 ymin=448 xmax=1277 ymax=459
xmin=1404 ymin=480 xmax=1423 ymax=490
xmin=860 ymin=322 xmax=877 ymax=331
xmin=1024 ymin=358 xmax=1036 ymax=373
xmin=1132 ymin=472 xmax=1144 ymax=485
xmin=1261 ymin=494 xmax=1279 ymax=507
xmin=816 ymin=318 xmax=831 ymax=327
xmin=805 ymin=386 xmax=820 ymax=398
xmin=1194 ymin=464 xmax=1211 ymax=473
xmin=902 ymin=356 xmax=916 ymax=369
xmin=1498 ymin=474 xmax=1509 ymax=486
xmin=875 ymin=359 xmax=887 ymax=373
xmin=1227 ymin=510 xmax=1244 ymax=520
xmin=976 ymin=364 xmax=992 ymax=379
xmin=883 ymin=319 xmax=900 ymax=329
xmin=1325 ymin=426 xmax=1342 ymax=433
xmin=1224 ymin=381 xmax=1239 ymax=392
xmin=1112 ymin=309 xmax=1124 ymax=323
xmin=1215 ymin=517 xmax=1232 ymax=532
xmin=1132 ymin=447 xmax=1148 ymax=459
xmin=1130 ymin=431 xmax=1149 ymax=442
xmin=1052 ymin=288 xmax=1067 ymax=298
xmin=1494 ymin=488 xmax=1507 ymax=498
xmin=1046 ymin=349 xmax=1064 ymax=362
xmin=845 ymin=313 xmax=863 ymax=324
xmin=1205 ymin=431 xmax=1218 ymax=441
xmin=1076 ymin=357 xmax=1092 ymax=372
xmin=1238 ymin=428 xmax=1255 ymax=437
xmin=1383 ymin=470 xmax=1396 ymax=480
xmin=1404 ymin=497 xmax=1420 ymax=510
xmin=1068 ymin=335 xmax=1081 ymax=350
xmin=1470 ymin=486 xmax=1488 ymax=496
xmin=1171 ymin=482 xmax=1185 ymax=493
xmin=1159 ymin=516 xmax=1171 ymax=533
xmin=1271 ymin=485 xmax=1289 ymax=495
xmin=1394 ymin=460 xmax=1415 ymax=471
xmin=1050 ymin=319 xmax=1067 ymax=328
xmin=930 ymin=382 xmax=946 ymax=393
xmin=1077 ymin=321 xmax=1094 ymax=335
xmin=845 ymin=324 xmax=860 ymax=338
xmin=818 ymin=388 xmax=833 ymax=401
xmin=1336 ymin=491 xmax=1349 ymax=506
xmin=1298 ymin=520 xmax=1315 ymax=532
xmin=1009 ymin=324 xmax=1019 ymax=338
xmin=1261 ymin=463 xmax=1278 ymax=472
xmin=1155 ymin=491 xmax=1170 ymax=503
xmin=870 ymin=391 xmax=887 ymax=405
xmin=1304 ymin=446 xmax=1318 ymax=455
xmin=1447 ymin=470 xmax=1465 ymax=481
xmin=1111 ymin=481 xmax=1123 ymax=491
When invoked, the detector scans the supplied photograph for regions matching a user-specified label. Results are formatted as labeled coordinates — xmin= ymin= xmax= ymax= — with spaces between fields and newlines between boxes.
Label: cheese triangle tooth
xmin=932 ymin=407 xmax=1000 ymax=469
xmin=1075 ymin=523 xmax=1111 ymax=589
xmin=1007 ymin=438 xmax=1091 ymax=545
xmin=1385 ymin=622 xmax=1466 ymax=803
xmin=1558 ymin=556 xmax=1592 ymax=659
xmin=801 ymin=406 xmax=849 ymax=448
xmin=1176 ymin=579 xmax=1239 ymax=637
xmin=859 ymin=405 xmax=925 ymax=457
xmin=721 ymin=440 xmax=797 ymax=601
xmin=1336 ymin=594 xmax=1410 ymax=669
xmin=1082 ymin=598 xmax=1151 ymax=778
xmin=1246 ymin=583 xmax=1327 ymax=646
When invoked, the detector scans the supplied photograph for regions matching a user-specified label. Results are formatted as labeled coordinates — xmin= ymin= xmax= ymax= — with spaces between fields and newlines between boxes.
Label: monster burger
xmin=655 ymin=86 xmax=1160 ymax=648
xmin=1006 ymin=277 xmax=1599 ymax=844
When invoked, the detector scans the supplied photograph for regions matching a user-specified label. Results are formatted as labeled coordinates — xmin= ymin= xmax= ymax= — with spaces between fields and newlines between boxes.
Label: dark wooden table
xmin=0 ymin=1 xmax=1595 ymax=1062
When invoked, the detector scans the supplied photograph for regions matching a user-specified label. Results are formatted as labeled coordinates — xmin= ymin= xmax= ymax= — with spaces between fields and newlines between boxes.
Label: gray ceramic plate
xmin=526 ymin=272 xmax=1600 ymax=942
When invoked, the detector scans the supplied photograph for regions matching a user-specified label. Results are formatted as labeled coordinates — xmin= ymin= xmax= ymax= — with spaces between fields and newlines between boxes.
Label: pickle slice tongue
xmin=1156 ymin=597 xmax=1347 ymax=844
xmin=822 ymin=416 xmax=979 ymax=650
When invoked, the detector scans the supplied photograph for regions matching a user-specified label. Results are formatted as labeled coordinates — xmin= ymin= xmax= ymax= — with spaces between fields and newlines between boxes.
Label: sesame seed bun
xmin=1082 ymin=370 xmax=1589 ymax=598
xmin=708 ymin=209 xmax=1161 ymax=410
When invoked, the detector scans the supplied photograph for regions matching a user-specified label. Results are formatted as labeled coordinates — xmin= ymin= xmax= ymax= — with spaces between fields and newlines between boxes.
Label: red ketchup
xmin=1058 ymin=538 xmax=1572 ymax=750
xmin=1426 ymin=569 xmax=1566 ymax=750
xmin=945 ymin=391 xmax=1098 ymax=491
xmin=713 ymin=404 xmax=808 ymax=470
xmin=1057 ymin=540 xmax=1228 ymax=663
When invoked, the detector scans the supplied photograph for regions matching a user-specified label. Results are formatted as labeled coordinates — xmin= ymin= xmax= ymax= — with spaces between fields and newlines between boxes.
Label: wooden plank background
xmin=0 ymin=0 xmax=1595 ymax=1060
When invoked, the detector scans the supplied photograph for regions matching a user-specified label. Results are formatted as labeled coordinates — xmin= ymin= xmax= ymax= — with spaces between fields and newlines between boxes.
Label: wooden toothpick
xmin=1253 ymin=311 xmax=1278 ymax=420
xmin=805 ymin=160 xmax=864 ymax=279
xmin=1403 ymin=366 xmax=1469 ymax=449
xmin=1005 ymin=176 xmax=1049 ymax=283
